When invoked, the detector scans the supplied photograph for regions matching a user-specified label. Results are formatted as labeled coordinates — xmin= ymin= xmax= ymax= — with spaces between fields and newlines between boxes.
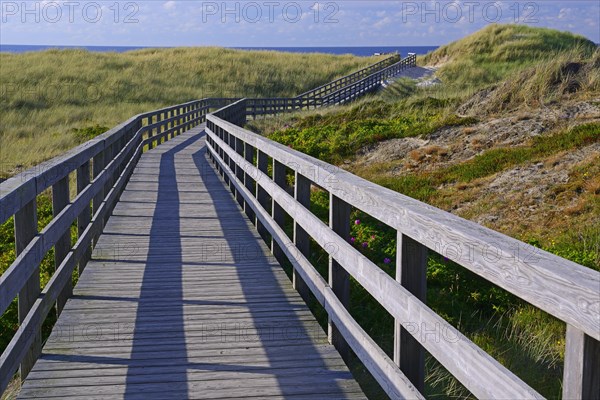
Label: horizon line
xmin=0 ymin=44 xmax=442 ymax=48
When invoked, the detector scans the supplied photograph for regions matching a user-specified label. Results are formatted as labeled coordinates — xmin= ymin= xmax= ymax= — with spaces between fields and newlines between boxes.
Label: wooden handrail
xmin=296 ymin=53 xmax=401 ymax=100
xmin=205 ymin=99 xmax=599 ymax=399
xmin=321 ymin=53 xmax=417 ymax=105
xmin=242 ymin=54 xmax=417 ymax=117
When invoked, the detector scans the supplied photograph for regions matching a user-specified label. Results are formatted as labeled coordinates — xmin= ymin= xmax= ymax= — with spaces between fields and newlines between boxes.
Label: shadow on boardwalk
xmin=16 ymin=129 xmax=363 ymax=399
xmin=120 ymin=130 xmax=359 ymax=398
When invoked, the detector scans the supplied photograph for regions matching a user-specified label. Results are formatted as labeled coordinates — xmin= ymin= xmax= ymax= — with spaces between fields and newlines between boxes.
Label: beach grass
xmin=0 ymin=47 xmax=380 ymax=177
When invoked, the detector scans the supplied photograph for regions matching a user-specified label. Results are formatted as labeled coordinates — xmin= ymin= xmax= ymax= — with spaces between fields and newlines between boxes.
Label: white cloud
xmin=163 ymin=1 xmax=176 ymax=11
xmin=374 ymin=16 xmax=392 ymax=29
xmin=558 ymin=8 xmax=572 ymax=19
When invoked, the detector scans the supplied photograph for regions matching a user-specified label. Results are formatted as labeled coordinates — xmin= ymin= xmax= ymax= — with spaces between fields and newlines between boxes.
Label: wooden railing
xmin=295 ymin=53 xmax=401 ymax=107
xmin=245 ymin=54 xmax=417 ymax=117
xmin=206 ymin=99 xmax=600 ymax=399
xmin=320 ymin=53 xmax=417 ymax=105
xmin=0 ymin=97 xmax=239 ymax=393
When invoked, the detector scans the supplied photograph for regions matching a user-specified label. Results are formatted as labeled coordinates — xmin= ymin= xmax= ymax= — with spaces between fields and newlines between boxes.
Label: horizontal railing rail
xmin=296 ymin=53 xmax=400 ymax=104
xmin=244 ymin=54 xmax=417 ymax=117
xmin=0 ymin=97 xmax=238 ymax=393
xmin=205 ymin=99 xmax=600 ymax=399
xmin=321 ymin=53 xmax=417 ymax=105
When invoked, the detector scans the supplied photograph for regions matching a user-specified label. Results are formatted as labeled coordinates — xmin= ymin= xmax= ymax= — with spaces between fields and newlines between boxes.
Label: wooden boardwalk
xmin=17 ymin=126 xmax=365 ymax=399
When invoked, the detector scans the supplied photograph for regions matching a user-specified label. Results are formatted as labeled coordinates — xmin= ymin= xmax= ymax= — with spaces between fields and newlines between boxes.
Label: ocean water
xmin=235 ymin=46 xmax=438 ymax=56
xmin=0 ymin=44 xmax=438 ymax=57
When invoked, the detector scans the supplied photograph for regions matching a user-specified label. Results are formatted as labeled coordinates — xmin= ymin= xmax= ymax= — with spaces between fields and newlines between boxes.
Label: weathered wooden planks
xmin=17 ymin=128 xmax=365 ymax=400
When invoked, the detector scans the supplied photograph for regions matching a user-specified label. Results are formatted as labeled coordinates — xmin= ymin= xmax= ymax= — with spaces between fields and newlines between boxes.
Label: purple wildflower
xmin=355 ymin=219 xmax=361 ymax=225
xmin=383 ymin=258 xmax=391 ymax=264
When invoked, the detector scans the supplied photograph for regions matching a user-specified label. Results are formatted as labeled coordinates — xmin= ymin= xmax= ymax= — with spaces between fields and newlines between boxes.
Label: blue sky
xmin=1 ymin=1 xmax=598 ymax=46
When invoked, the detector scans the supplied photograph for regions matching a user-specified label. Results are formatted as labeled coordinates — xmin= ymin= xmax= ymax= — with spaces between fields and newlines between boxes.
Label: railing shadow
xmin=124 ymin=134 xmax=200 ymax=398
xmin=190 ymin=131 xmax=355 ymax=397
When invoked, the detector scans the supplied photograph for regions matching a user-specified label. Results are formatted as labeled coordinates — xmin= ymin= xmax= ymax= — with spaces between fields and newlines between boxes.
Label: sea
xmin=0 ymin=45 xmax=438 ymax=57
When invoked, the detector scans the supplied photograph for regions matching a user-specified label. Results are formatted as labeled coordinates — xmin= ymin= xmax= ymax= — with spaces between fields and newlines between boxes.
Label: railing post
xmin=220 ymin=130 xmax=229 ymax=186
xmin=105 ymin=141 xmax=118 ymax=226
xmin=329 ymin=193 xmax=350 ymax=363
xmin=244 ymin=142 xmax=256 ymax=223
xmin=148 ymin=116 xmax=155 ymax=149
xmin=173 ymin=109 xmax=179 ymax=137
xmin=293 ymin=172 xmax=311 ymax=302
xmin=180 ymin=107 xmax=185 ymax=133
xmin=394 ymin=232 xmax=427 ymax=392
xmin=166 ymin=111 xmax=172 ymax=141
xmin=186 ymin=105 xmax=191 ymax=129
xmin=227 ymin=133 xmax=236 ymax=194
xmin=92 ymin=147 xmax=105 ymax=245
xmin=563 ymin=324 xmax=600 ymax=399
xmin=234 ymin=137 xmax=245 ymax=207
xmin=77 ymin=161 xmax=92 ymax=272
xmin=52 ymin=176 xmax=71 ymax=315
xmin=159 ymin=113 xmax=165 ymax=141
xmin=272 ymin=160 xmax=287 ymax=263
xmin=15 ymin=199 xmax=40 ymax=381
xmin=256 ymin=151 xmax=270 ymax=241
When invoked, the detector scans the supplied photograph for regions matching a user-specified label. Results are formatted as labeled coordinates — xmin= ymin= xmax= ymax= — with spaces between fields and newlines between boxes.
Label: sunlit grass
xmin=0 ymin=47 xmax=381 ymax=177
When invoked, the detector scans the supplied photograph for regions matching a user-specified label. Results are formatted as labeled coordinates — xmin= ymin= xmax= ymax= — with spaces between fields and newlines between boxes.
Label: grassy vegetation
xmin=356 ymin=122 xmax=600 ymax=203
xmin=420 ymin=24 xmax=597 ymax=91
xmin=249 ymin=24 xmax=600 ymax=398
xmin=247 ymin=98 xmax=477 ymax=164
xmin=0 ymin=48 xmax=380 ymax=177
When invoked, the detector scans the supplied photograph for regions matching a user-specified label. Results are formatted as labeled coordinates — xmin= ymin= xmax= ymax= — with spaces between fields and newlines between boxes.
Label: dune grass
xmin=420 ymin=24 xmax=597 ymax=90
xmin=0 ymin=47 xmax=380 ymax=177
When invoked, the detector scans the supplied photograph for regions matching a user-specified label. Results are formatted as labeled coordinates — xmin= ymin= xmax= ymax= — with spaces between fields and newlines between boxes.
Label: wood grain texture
xmin=17 ymin=128 xmax=364 ymax=400
xmin=206 ymin=114 xmax=600 ymax=341
xmin=256 ymin=150 xmax=270 ymax=241
xmin=394 ymin=233 xmax=427 ymax=392
xmin=293 ymin=173 xmax=311 ymax=302
xmin=563 ymin=325 xmax=600 ymax=400
xmin=14 ymin=200 xmax=41 ymax=382
xmin=4 ymin=60 xmax=596 ymax=399
xmin=272 ymin=160 xmax=287 ymax=263
xmin=77 ymin=161 xmax=92 ymax=271
xmin=53 ymin=176 xmax=71 ymax=315
xmin=328 ymin=194 xmax=350 ymax=363
xmin=244 ymin=142 xmax=257 ymax=223
xmin=1 ymin=131 xmax=146 ymax=396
